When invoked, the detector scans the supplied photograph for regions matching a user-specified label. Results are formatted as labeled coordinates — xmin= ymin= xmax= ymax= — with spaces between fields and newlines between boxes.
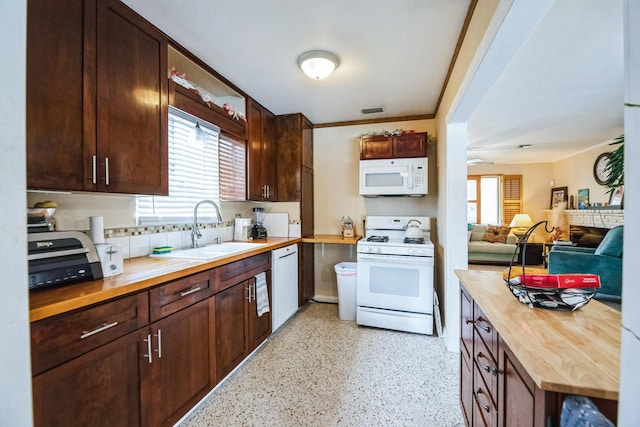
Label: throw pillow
xmin=482 ymin=225 xmax=511 ymax=244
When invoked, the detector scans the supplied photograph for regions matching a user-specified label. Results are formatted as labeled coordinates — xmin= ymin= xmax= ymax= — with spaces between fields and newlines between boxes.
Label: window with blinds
xmin=219 ymin=132 xmax=246 ymax=201
xmin=137 ymin=106 xmax=234 ymax=224
xmin=502 ymin=175 xmax=523 ymax=226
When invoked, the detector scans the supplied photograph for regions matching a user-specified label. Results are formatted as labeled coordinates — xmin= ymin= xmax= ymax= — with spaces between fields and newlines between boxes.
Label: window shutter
xmin=219 ymin=131 xmax=246 ymax=201
xmin=137 ymin=107 xmax=221 ymax=223
xmin=503 ymin=175 xmax=523 ymax=226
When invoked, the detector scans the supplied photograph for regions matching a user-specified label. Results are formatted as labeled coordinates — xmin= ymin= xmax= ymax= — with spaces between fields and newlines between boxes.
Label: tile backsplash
xmin=98 ymin=221 xmax=235 ymax=260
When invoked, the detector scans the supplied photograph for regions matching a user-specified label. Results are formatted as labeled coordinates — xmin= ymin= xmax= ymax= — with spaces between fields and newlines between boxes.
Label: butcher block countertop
xmin=301 ymin=234 xmax=361 ymax=244
xmin=455 ymin=269 xmax=621 ymax=400
xmin=30 ymin=238 xmax=300 ymax=323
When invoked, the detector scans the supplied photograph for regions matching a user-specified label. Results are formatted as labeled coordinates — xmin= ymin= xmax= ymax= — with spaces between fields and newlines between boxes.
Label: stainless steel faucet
xmin=191 ymin=200 xmax=223 ymax=248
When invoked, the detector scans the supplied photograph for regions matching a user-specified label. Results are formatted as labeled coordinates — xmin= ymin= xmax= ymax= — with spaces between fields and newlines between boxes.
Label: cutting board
xmin=263 ymin=213 xmax=289 ymax=237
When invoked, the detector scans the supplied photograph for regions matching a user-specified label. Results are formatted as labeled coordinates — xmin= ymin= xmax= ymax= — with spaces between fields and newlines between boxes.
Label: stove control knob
xmin=408 ymin=248 xmax=416 ymax=255
xmin=375 ymin=247 xmax=382 ymax=253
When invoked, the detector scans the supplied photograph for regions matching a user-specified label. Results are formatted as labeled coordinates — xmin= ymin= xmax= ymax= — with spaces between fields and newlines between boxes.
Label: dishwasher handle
xmin=278 ymin=251 xmax=297 ymax=260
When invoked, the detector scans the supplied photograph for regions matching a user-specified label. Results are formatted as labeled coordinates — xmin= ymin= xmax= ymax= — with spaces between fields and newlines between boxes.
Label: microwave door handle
xmin=407 ymin=168 xmax=413 ymax=189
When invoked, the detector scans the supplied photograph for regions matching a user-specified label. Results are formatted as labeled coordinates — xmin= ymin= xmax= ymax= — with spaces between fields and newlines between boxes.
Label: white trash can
xmin=334 ymin=262 xmax=357 ymax=321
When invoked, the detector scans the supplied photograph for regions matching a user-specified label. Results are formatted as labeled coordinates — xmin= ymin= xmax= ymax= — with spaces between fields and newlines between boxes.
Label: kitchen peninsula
xmin=456 ymin=269 xmax=620 ymax=426
xmin=30 ymin=238 xmax=299 ymax=426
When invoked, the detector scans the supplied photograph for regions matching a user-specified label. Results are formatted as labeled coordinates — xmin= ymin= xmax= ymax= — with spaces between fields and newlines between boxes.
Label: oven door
xmin=357 ymin=253 xmax=434 ymax=314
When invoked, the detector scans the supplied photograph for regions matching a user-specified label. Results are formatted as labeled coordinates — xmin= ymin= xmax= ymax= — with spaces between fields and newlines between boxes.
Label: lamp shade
xmin=509 ymin=214 xmax=534 ymax=229
xmin=297 ymin=50 xmax=339 ymax=80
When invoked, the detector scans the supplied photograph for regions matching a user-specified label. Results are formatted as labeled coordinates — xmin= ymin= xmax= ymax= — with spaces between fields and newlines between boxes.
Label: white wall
xmin=0 ymin=1 xmax=33 ymax=425
xmin=312 ymin=120 xmax=438 ymax=299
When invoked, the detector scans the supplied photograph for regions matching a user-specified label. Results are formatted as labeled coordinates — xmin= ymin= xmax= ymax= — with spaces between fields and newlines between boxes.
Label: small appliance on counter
xmin=95 ymin=243 xmax=124 ymax=277
xmin=251 ymin=207 xmax=268 ymax=239
xmin=28 ymin=231 xmax=103 ymax=291
xmin=234 ymin=217 xmax=253 ymax=241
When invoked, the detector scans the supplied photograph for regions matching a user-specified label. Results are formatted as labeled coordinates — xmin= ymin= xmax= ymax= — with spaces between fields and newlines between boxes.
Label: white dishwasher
xmin=271 ymin=244 xmax=299 ymax=332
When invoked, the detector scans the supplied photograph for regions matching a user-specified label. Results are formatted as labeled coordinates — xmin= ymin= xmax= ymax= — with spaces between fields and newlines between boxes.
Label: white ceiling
xmin=122 ymin=0 xmax=624 ymax=164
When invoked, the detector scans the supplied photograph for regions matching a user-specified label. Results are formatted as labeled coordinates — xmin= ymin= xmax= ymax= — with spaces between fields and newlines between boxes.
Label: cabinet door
xmin=263 ymin=109 xmax=277 ymax=201
xmin=301 ymin=167 xmax=314 ymax=237
xmin=247 ymin=273 xmax=272 ymax=351
xmin=393 ymin=133 xmax=427 ymax=158
xmin=215 ymin=282 xmax=249 ymax=380
xmin=247 ymin=99 xmax=265 ymax=200
xmin=360 ymin=135 xmax=393 ymax=159
xmin=96 ymin=0 xmax=168 ymax=195
xmin=460 ymin=351 xmax=473 ymax=427
xmin=299 ymin=243 xmax=315 ymax=306
xmin=142 ymin=298 xmax=215 ymax=427
xmin=276 ymin=114 xmax=302 ymax=202
xmin=32 ymin=329 xmax=145 ymax=427
xmin=26 ymin=0 xmax=96 ymax=191
xmin=497 ymin=341 xmax=536 ymax=427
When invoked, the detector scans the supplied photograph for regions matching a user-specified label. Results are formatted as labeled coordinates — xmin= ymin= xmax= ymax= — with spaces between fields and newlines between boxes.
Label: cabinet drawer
xmin=31 ymin=292 xmax=149 ymax=375
xmin=473 ymin=365 xmax=498 ymax=427
xmin=150 ymin=270 xmax=213 ymax=321
xmin=474 ymin=328 xmax=498 ymax=408
xmin=214 ymin=252 xmax=271 ymax=293
xmin=460 ymin=286 xmax=474 ymax=360
xmin=474 ymin=303 xmax=498 ymax=357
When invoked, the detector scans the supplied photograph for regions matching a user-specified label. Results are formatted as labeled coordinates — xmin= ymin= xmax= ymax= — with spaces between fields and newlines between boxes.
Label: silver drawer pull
xmin=179 ymin=286 xmax=202 ymax=297
xmin=154 ymin=329 xmax=162 ymax=359
xmin=476 ymin=317 xmax=491 ymax=333
xmin=80 ymin=321 xmax=119 ymax=339
xmin=476 ymin=352 xmax=492 ymax=373
xmin=474 ymin=388 xmax=491 ymax=412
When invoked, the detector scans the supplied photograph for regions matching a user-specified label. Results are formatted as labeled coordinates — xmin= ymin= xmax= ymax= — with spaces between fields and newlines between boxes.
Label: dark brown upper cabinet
xmin=360 ymin=132 xmax=428 ymax=160
xmin=247 ymin=98 xmax=277 ymax=201
xmin=27 ymin=0 xmax=168 ymax=195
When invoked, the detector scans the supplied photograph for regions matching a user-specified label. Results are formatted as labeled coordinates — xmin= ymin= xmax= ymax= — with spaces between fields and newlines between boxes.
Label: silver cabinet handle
xmin=246 ymin=284 xmax=251 ymax=302
xmin=474 ymin=388 xmax=491 ymax=413
xmin=143 ymin=333 xmax=152 ymax=364
xmin=92 ymin=155 xmax=97 ymax=184
xmin=476 ymin=352 xmax=492 ymax=373
xmin=476 ymin=317 xmax=491 ymax=333
xmin=154 ymin=329 xmax=162 ymax=359
xmin=179 ymin=286 xmax=201 ymax=297
xmin=80 ymin=321 xmax=118 ymax=339
xmin=105 ymin=157 xmax=110 ymax=185
xmin=266 ymin=184 xmax=270 ymax=199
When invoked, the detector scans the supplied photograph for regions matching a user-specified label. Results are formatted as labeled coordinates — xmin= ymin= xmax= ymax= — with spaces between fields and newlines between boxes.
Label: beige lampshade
xmin=509 ymin=214 xmax=534 ymax=229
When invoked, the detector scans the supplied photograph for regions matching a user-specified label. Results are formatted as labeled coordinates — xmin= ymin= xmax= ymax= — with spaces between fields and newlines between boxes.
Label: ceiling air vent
xmin=361 ymin=107 xmax=384 ymax=115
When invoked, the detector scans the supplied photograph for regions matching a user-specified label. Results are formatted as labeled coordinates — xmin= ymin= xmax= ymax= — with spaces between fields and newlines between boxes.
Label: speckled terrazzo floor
xmin=178 ymin=302 xmax=465 ymax=427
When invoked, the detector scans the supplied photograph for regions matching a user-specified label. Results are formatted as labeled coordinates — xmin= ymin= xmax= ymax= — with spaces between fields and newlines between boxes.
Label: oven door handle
xmin=358 ymin=254 xmax=433 ymax=264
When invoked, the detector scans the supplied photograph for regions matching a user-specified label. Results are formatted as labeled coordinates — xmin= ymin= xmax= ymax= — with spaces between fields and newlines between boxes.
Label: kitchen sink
xmin=150 ymin=242 xmax=267 ymax=260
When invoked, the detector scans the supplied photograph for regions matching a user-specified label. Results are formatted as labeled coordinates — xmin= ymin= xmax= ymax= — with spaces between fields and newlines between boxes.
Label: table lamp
xmin=509 ymin=214 xmax=534 ymax=238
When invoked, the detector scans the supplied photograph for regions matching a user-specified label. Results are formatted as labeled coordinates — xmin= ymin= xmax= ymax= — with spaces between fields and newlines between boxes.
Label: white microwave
xmin=359 ymin=157 xmax=428 ymax=197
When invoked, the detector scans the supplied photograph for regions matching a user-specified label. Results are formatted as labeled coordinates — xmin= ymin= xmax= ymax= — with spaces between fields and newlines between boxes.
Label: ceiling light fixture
xmin=297 ymin=50 xmax=339 ymax=80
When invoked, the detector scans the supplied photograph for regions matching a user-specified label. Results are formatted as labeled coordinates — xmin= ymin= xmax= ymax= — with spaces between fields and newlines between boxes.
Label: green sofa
xmin=548 ymin=225 xmax=623 ymax=301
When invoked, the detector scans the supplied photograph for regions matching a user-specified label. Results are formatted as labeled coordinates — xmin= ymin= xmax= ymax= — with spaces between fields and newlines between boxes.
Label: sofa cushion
xmin=594 ymin=225 xmax=623 ymax=258
xmin=468 ymin=241 xmax=517 ymax=254
xmin=470 ymin=224 xmax=488 ymax=241
xmin=482 ymin=225 xmax=511 ymax=244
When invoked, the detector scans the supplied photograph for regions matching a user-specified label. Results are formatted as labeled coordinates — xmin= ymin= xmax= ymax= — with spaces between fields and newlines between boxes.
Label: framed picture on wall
xmin=550 ymin=186 xmax=568 ymax=209
xmin=577 ymin=188 xmax=589 ymax=209
xmin=609 ymin=185 xmax=624 ymax=208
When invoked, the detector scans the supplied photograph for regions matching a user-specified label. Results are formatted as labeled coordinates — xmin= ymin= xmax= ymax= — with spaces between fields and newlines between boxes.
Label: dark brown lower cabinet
xmin=142 ymin=298 xmax=216 ymax=427
xmin=215 ymin=274 xmax=272 ymax=382
xmin=215 ymin=282 xmax=249 ymax=380
xmin=299 ymin=243 xmax=314 ymax=307
xmin=32 ymin=329 xmax=146 ymax=427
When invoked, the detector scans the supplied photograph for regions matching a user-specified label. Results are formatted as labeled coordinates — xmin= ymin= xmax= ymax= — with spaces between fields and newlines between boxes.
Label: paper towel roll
xmin=90 ymin=216 xmax=105 ymax=244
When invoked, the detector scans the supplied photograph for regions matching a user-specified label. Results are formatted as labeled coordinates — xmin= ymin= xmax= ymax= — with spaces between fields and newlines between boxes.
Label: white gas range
xmin=356 ymin=216 xmax=435 ymax=335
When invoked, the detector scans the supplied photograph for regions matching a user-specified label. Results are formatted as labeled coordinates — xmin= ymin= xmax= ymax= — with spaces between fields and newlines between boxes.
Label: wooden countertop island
xmin=455 ymin=269 xmax=620 ymax=426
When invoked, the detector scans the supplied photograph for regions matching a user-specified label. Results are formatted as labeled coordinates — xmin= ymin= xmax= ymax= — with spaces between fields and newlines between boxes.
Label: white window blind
xmin=137 ymin=107 xmax=221 ymax=223
xmin=219 ymin=131 xmax=246 ymax=201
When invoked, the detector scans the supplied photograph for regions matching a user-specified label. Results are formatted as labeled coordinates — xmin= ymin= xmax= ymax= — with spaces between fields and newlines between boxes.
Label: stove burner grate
xmin=367 ymin=235 xmax=389 ymax=242
xmin=403 ymin=237 xmax=425 ymax=244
